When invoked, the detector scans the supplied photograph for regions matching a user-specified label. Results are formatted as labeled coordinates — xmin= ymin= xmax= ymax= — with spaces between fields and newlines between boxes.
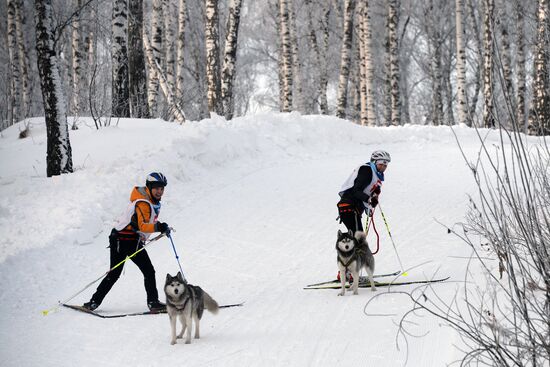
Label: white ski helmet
xmin=370 ymin=150 xmax=391 ymax=163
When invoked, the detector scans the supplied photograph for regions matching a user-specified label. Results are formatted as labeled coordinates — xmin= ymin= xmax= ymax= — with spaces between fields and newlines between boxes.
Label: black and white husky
xmin=164 ymin=272 xmax=219 ymax=345
xmin=336 ymin=230 xmax=376 ymax=296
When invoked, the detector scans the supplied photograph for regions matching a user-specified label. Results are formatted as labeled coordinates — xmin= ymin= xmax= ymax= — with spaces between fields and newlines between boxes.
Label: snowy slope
xmin=0 ymin=113 xmax=515 ymax=366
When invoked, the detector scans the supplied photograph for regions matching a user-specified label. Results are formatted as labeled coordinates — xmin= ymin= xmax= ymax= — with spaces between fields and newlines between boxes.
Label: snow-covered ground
xmin=0 ymin=113 xmax=516 ymax=366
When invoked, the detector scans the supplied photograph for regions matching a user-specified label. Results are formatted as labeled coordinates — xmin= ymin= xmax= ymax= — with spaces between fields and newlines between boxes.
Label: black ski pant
xmin=337 ymin=201 xmax=364 ymax=234
xmin=91 ymin=230 xmax=159 ymax=305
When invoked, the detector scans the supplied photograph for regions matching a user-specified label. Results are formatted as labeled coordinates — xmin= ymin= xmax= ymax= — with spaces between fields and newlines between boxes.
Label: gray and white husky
xmin=164 ymin=272 xmax=219 ymax=345
xmin=336 ymin=230 xmax=376 ymax=296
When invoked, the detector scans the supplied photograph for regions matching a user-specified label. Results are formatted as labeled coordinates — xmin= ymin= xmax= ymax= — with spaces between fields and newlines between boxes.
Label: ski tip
xmin=42 ymin=310 xmax=49 ymax=316
xmin=401 ymin=272 xmax=409 ymax=276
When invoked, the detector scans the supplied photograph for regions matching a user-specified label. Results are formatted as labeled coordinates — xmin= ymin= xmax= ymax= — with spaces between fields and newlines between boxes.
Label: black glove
xmin=369 ymin=195 xmax=379 ymax=208
xmin=372 ymin=186 xmax=381 ymax=195
xmin=156 ymin=222 xmax=170 ymax=234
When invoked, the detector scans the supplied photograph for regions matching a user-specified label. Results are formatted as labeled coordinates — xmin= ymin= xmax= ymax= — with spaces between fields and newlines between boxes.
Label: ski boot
xmin=147 ymin=300 xmax=166 ymax=312
xmin=82 ymin=300 xmax=100 ymax=311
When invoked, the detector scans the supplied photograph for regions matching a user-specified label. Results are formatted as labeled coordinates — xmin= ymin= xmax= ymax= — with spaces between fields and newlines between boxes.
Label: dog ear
xmin=166 ymin=273 xmax=172 ymax=282
xmin=177 ymin=271 xmax=183 ymax=282
xmin=337 ymin=229 xmax=343 ymax=237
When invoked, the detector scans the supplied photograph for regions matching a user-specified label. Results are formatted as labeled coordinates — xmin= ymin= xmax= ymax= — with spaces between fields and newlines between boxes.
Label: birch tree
xmin=387 ymin=0 xmax=401 ymax=126
xmin=358 ymin=3 xmax=368 ymax=125
xmin=147 ymin=0 xmax=163 ymax=117
xmin=466 ymin=0 xmax=483 ymax=120
xmin=71 ymin=0 xmax=83 ymax=116
xmin=14 ymin=0 xmax=31 ymax=117
xmin=164 ymin=0 xmax=176 ymax=97
xmin=34 ymin=0 xmax=73 ymax=176
xmin=112 ymin=0 xmax=129 ymax=117
xmin=363 ymin=0 xmax=376 ymax=126
xmin=7 ymin=0 xmax=21 ymax=123
xmin=221 ymin=0 xmax=243 ymax=120
xmin=515 ymin=0 xmax=527 ymax=130
xmin=288 ymin=1 xmax=305 ymax=112
xmin=143 ymin=33 xmax=186 ymax=123
xmin=85 ymin=1 xmax=96 ymax=87
xmin=176 ymin=0 xmax=186 ymax=99
xmin=205 ymin=0 xmax=222 ymax=115
xmin=128 ymin=0 xmax=149 ymax=118
xmin=319 ymin=6 xmax=330 ymax=115
xmin=498 ymin=13 xmax=514 ymax=110
xmin=279 ymin=0 xmax=293 ymax=112
xmin=455 ymin=0 xmax=468 ymax=125
xmin=528 ymin=0 xmax=550 ymax=135
xmin=482 ymin=0 xmax=495 ymax=128
xmin=335 ymin=0 xmax=355 ymax=119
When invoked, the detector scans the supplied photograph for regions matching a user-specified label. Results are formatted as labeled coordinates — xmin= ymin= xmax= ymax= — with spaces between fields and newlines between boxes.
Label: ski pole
xmin=378 ymin=204 xmax=407 ymax=276
xmin=42 ymin=232 xmax=166 ymax=316
xmin=167 ymin=232 xmax=187 ymax=283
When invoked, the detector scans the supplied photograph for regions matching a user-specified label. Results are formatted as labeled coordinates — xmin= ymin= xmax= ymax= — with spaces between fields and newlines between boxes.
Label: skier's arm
xmin=350 ymin=166 xmax=373 ymax=203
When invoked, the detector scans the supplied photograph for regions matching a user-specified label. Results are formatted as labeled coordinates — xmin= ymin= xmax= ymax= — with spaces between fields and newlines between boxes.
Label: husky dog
xmin=336 ymin=230 xmax=376 ymax=296
xmin=164 ymin=272 xmax=219 ymax=345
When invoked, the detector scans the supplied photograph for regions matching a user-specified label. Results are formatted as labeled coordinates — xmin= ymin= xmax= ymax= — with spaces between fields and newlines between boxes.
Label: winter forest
xmin=1 ymin=0 xmax=550 ymax=176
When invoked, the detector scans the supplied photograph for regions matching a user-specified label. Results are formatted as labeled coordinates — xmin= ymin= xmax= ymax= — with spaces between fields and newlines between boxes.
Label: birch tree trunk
xmin=431 ymin=32 xmax=443 ymax=126
xmin=279 ymin=0 xmax=293 ymax=112
xmin=221 ymin=0 xmax=243 ymax=120
xmin=147 ymin=0 xmax=163 ymax=117
xmin=388 ymin=0 xmax=401 ymax=126
xmin=364 ymin=0 xmax=377 ymax=126
xmin=7 ymin=0 xmax=21 ymax=123
xmin=85 ymin=2 xmax=96 ymax=87
xmin=467 ymin=0 xmax=482 ymax=120
xmin=128 ymin=0 xmax=149 ymax=118
xmin=515 ymin=0 xmax=527 ymax=130
xmin=319 ymin=6 xmax=330 ymax=114
xmin=71 ymin=0 xmax=83 ymax=116
xmin=482 ymin=0 xmax=495 ymax=128
xmin=35 ymin=0 xmax=73 ymax=176
xmin=164 ymin=0 xmax=176 ymax=97
xmin=336 ymin=0 xmax=355 ymax=119
xmin=143 ymin=33 xmax=186 ymax=123
xmin=358 ymin=3 xmax=367 ymax=125
xmin=112 ymin=0 xmax=130 ymax=117
xmin=288 ymin=1 xmax=305 ymax=112
xmin=499 ymin=15 xmax=514 ymax=109
xmin=528 ymin=0 xmax=550 ymax=135
xmin=455 ymin=0 xmax=468 ymax=125
xmin=14 ymin=0 xmax=31 ymax=117
xmin=176 ymin=0 xmax=186 ymax=99
xmin=205 ymin=0 xmax=222 ymax=115
xmin=306 ymin=0 xmax=321 ymax=114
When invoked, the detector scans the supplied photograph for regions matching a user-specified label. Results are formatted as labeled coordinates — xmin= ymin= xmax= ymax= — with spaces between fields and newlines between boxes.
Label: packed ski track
xmin=0 ymin=113 xmax=507 ymax=366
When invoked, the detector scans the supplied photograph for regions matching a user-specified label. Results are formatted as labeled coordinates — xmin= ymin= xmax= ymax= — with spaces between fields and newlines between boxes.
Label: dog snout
xmin=174 ymin=288 xmax=179 ymax=295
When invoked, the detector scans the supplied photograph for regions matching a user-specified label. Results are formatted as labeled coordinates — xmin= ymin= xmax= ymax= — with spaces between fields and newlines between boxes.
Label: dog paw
xmin=185 ymin=340 xmax=191 ymax=344
xmin=353 ymin=290 xmax=358 ymax=295
xmin=337 ymin=291 xmax=344 ymax=296
xmin=170 ymin=340 xmax=177 ymax=345
xmin=371 ymin=287 xmax=377 ymax=292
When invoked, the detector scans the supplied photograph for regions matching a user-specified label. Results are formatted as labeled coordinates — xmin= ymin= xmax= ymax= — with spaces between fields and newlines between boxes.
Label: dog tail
xmin=203 ymin=291 xmax=219 ymax=314
xmin=354 ymin=231 xmax=366 ymax=242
